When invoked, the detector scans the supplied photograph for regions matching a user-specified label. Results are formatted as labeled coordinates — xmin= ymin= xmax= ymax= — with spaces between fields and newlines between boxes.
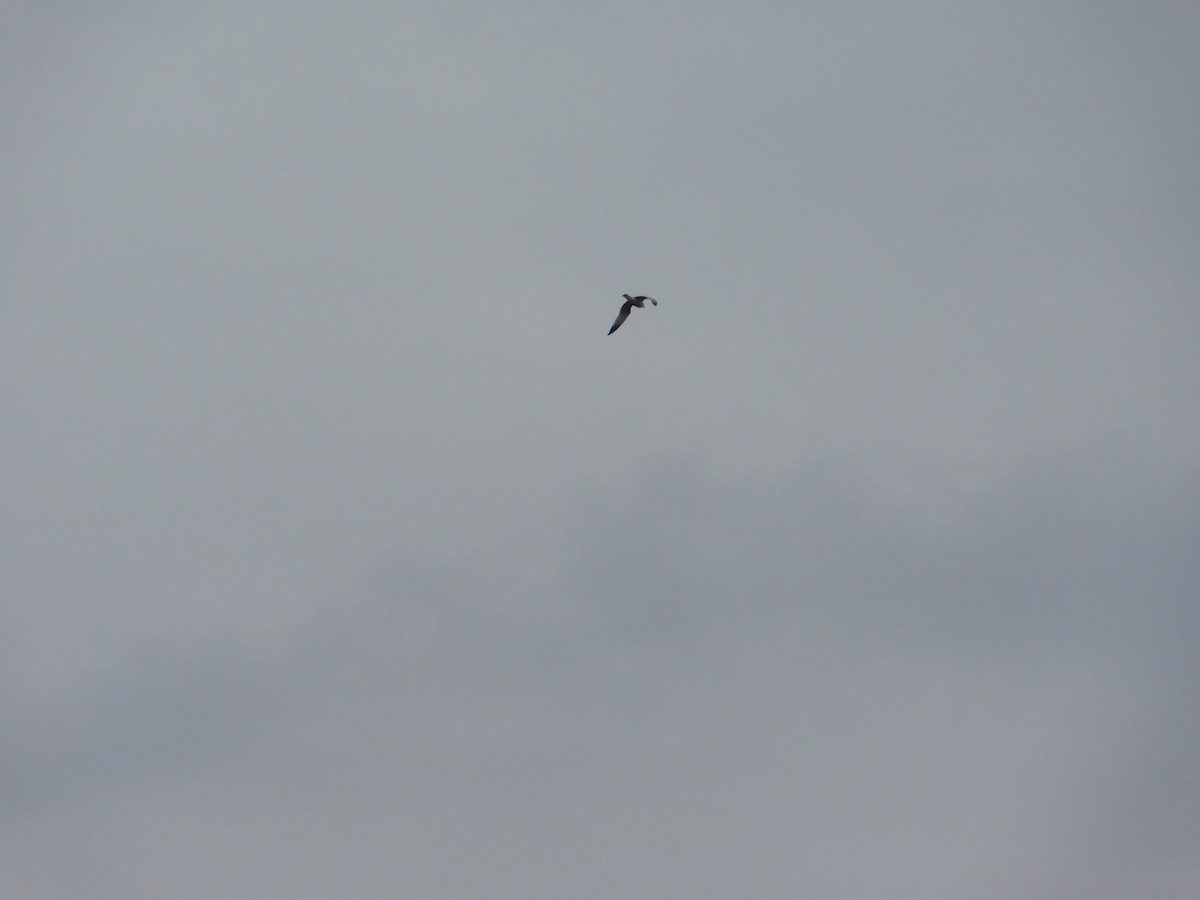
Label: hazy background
xmin=3 ymin=2 xmax=1198 ymax=897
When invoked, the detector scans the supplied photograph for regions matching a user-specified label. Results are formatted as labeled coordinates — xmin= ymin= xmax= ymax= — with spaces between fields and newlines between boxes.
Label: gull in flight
xmin=608 ymin=294 xmax=658 ymax=335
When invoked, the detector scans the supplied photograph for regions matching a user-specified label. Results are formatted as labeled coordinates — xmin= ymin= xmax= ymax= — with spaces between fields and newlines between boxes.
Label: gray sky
xmin=3 ymin=2 xmax=1198 ymax=897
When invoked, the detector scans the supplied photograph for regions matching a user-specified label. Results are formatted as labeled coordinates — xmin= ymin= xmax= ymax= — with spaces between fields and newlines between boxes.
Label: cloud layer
xmin=4 ymin=2 xmax=1197 ymax=897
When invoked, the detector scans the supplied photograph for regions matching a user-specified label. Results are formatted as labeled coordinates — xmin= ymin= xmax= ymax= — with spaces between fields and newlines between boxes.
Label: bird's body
xmin=608 ymin=294 xmax=657 ymax=335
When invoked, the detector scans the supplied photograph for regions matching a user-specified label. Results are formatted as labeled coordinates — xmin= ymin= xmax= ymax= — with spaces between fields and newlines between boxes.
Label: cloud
xmin=3 ymin=437 xmax=1195 ymax=897
xmin=569 ymin=439 xmax=1198 ymax=667
xmin=3 ymin=2 xmax=1196 ymax=896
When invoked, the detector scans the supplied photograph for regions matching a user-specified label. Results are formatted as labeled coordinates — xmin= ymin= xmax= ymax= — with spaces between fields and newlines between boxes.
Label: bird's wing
xmin=608 ymin=301 xmax=633 ymax=335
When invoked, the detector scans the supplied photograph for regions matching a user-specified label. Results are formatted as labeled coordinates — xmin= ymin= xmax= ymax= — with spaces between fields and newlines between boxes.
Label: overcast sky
xmin=3 ymin=2 xmax=1198 ymax=897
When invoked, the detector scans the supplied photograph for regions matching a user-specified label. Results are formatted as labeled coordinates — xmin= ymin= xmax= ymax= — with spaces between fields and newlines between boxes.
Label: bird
xmin=608 ymin=294 xmax=658 ymax=335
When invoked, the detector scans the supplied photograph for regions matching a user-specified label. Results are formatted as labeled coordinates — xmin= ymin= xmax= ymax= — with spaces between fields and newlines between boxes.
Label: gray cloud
xmin=4 ymin=439 xmax=1196 ymax=897
xmin=3 ymin=1 xmax=1197 ymax=897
